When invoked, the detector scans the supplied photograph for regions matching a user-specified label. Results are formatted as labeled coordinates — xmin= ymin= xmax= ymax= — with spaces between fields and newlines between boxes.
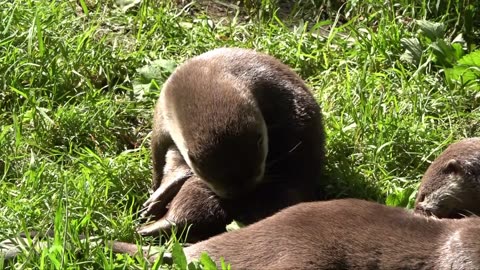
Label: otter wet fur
xmin=116 ymin=199 xmax=480 ymax=269
xmin=140 ymin=48 xmax=325 ymax=237
xmin=415 ymin=137 xmax=480 ymax=218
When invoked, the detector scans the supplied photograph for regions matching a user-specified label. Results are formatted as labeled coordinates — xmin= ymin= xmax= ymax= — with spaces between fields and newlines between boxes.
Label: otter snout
xmin=415 ymin=202 xmax=457 ymax=219
xmin=414 ymin=204 xmax=436 ymax=217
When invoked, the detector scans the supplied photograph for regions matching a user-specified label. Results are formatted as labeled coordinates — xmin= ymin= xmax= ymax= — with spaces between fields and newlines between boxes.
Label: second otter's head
xmin=415 ymin=138 xmax=480 ymax=218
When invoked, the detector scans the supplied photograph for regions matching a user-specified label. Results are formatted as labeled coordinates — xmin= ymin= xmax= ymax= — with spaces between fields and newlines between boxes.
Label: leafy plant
xmin=132 ymin=58 xmax=177 ymax=101
xmin=401 ymin=19 xmax=480 ymax=90
xmin=401 ymin=20 xmax=465 ymax=69
xmin=445 ymin=50 xmax=480 ymax=90
xmin=385 ymin=187 xmax=417 ymax=208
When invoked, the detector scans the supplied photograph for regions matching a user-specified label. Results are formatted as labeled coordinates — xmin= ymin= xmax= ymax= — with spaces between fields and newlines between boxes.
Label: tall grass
xmin=1 ymin=0 xmax=479 ymax=268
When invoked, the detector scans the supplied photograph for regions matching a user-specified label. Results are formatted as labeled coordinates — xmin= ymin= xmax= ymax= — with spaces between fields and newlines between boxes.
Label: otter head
xmin=415 ymin=158 xmax=480 ymax=218
xmin=184 ymin=114 xmax=268 ymax=199
xmin=163 ymin=61 xmax=270 ymax=199
xmin=167 ymin=74 xmax=269 ymax=199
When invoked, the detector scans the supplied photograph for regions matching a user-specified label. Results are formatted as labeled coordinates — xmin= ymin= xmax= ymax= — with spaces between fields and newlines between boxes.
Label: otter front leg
xmin=138 ymin=177 xmax=229 ymax=242
xmin=151 ymin=99 xmax=175 ymax=191
xmin=142 ymin=146 xmax=192 ymax=219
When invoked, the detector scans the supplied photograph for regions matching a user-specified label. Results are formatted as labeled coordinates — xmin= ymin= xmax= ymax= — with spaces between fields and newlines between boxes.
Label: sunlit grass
xmin=1 ymin=0 xmax=479 ymax=268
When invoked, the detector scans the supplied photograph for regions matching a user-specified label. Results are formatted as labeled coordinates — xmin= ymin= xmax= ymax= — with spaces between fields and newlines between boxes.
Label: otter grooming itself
xmin=117 ymin=199 xmax=480 ymax=269
xmin=139 ymin=48 xmax=325 ymax=237
xmin=139 ymin=146 xmax=230 ymax=241
xmin=415 ymin=137 xmax=480 ymax=218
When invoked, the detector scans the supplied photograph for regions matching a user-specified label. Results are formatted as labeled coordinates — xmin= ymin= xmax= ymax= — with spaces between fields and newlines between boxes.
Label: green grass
xmin=1 ymin=0 xmax=479 ymax=268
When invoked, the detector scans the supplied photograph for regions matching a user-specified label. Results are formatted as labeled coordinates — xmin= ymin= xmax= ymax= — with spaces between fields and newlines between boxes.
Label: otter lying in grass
xmin=4 ymin=199 xmax=480 ymax=269
xmin=119 ymin=199 xmax=480 ymax=269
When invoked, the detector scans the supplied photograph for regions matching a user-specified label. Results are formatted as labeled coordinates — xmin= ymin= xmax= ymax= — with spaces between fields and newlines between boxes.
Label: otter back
xmin=116 ymin=199 xmax=480 ymax=269
xmin=182 ymin=199 xmax=480 ymax=269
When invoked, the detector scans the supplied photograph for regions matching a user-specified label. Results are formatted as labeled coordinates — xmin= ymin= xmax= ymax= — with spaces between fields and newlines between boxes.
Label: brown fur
xmin=141 ymin=48 xmax=325 ymax=238
xmin=139 ymin=146 xmax=229 ymax=241
xmin=141 ymin=146 xmax=193 ymax=220
xmin=415 ymin=138 xmax=480 ymax=218
xmin=140 ymin=175 xmax=230 ymax=242
xmin=117 ymin=199 xmax=480 ymax=269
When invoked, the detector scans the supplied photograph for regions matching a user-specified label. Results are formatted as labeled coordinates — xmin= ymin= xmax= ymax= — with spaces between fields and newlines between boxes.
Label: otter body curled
xmin=141 ymin=48 xmax=325 ymax=237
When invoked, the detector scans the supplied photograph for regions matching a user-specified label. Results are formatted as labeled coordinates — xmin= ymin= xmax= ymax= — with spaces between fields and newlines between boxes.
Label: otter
xmin=140 ymin=47 xmax=325 ymax=237
xmin=415 ymin=137 xmax=480 ymax=218
xmin=5 ymin=199 xmax=480 ymax=269
xmin=116 ymin=199 xmax=480 ymax=269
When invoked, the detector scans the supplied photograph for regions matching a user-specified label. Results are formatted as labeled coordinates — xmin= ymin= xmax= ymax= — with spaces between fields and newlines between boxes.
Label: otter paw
xmin=141 ymin=170 xmax=193 ymax=220
xmin=138 ymin=177 xmax=230 ymax=242
xmin=137 ymin=217 xmax=177 ymax=236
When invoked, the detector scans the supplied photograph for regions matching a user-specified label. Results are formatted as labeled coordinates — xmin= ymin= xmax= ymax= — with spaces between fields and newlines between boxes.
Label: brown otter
xmin=140 ymin=47 xmax=325 ymax=237
xmin=116 ymin=199 xmax=480 ymax=269
xmin=5 ymin=199 xmax=480 ymax=268
xmin=415 ymin=137 xmax=480 ymax=218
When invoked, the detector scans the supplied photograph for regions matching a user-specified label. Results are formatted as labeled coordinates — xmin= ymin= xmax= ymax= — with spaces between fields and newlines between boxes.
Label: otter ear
xmin=443 ymin=159 xmax=463 ymax=174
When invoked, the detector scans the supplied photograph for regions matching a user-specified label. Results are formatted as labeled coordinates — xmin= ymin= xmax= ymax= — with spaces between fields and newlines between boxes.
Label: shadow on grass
xmin=319 ymin=140 xmax=383 ymax=202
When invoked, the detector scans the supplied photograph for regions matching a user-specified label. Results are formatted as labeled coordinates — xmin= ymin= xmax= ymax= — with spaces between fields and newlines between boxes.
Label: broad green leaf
xmin=172 ymin=242 xmax=187 ymax=269
xmin=400 ymin=38 xmax=422 ymax=66
xmin=132 ymin=82 xmax=151 ymax=101
xmin=416 ymin=20 xmax=445 ymax=40
xmin=457 ymin=50 xmax=480 ymax=67
xmin=445 ymin=50 xmax=480 ymax=90
xmin=445 ymin=66 xmax=480 ymax=90
xmin=430 ymin=39 xmax=456 ymax=67
xmin=452 ymin=43 xmax=464 ymax=60
xmin=200 ymin=252 xmax=218 ymax=270
xmin=136 ymin=59 xmax=177 ymax=83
